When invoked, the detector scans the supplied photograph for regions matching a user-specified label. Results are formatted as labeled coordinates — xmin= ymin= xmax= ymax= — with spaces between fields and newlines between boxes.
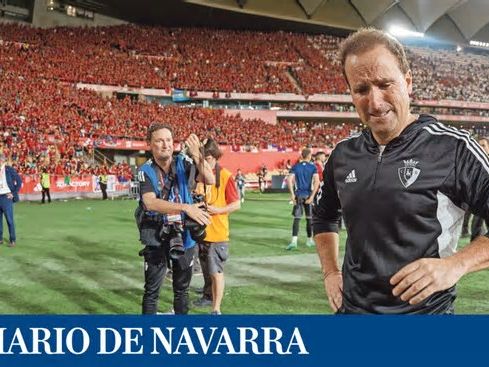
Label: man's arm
xmin=312 ymin=152 xmax=343 ymax=312
xmin=185 ymin=134 xmax=215 ymax=185
xmin=207 ymin=200 xmax=240 ymax=215
xmin=391 ymin=236 xmax=489 ymax=305
xmin=287 ymin=173 xmax=296 ymax=203
xmin=391 ymin=137 xmax=489 ymax=305
xmin=207 ymin=175 xmax=241 ymax=215
xmin=196 ymin=160 xmax=216 ymax=185
xmin=315 ymin=232 xmax=342 ymax=312
xmin=12 ymin=168 xmax=22 ymax=191
xmin=305 ymin=173 xmax=320 ymax=204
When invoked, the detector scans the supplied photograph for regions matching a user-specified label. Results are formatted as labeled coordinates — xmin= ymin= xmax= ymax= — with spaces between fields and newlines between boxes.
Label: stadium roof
xmin=65 ymin=0 xmax=489 ymax=45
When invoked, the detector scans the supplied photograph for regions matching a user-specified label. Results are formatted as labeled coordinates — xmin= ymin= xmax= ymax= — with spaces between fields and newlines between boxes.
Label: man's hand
xmin=185 ymin=134 xmax=202 ymax=163
xmin=390 ymin=258 xmax=465 ymax=305
xmin=290 ymin=196 xmax=296 ymax=205
xmin=206 ymin=205 xmax=223 ymax=215
xmin=323 ymin=271 xmax=343 ymax=312
xmin=6 ymin=193 xmax=13 ymax=200
xmin=305 ymin=196 xmax=313 ymax=204
xmin=183 ymin=202 xmax=210 ymax=225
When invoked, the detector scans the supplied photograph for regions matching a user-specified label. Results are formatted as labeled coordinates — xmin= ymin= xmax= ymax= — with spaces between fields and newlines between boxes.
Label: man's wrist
xmin=215 ymin=207 xmax=224 ymax=214
xmin=180 ymin=203 xmax=191 ymax=213
xmin=445 ymin=254 xmax=469 ymax=277
xmin=191 ymin=153 xmax=200 ymax=164
xmin=323 ymin=270 xmax=341 ymax=280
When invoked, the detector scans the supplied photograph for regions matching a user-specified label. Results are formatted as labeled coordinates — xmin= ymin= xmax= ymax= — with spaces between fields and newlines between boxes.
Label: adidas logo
xmin=345 ymin=169 xmax=357 ymax=183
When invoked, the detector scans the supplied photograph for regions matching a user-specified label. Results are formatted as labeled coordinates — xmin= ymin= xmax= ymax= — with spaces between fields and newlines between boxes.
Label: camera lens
xmin=169 ymin=234 xmax=185 ymax=260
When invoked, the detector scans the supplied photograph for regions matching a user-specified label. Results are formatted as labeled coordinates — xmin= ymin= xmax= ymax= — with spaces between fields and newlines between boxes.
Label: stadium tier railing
xmin=19 ymin=174 xmax=132 ymax=201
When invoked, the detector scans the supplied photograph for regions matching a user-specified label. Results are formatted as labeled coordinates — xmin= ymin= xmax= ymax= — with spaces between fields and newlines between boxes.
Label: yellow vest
xmin=196 ymin=167 xmax=232 ymax=243
xmin=40 ymin=173 xmax=50 ymax=188
xmin=99 ymin=175 xmax=108 ymax=184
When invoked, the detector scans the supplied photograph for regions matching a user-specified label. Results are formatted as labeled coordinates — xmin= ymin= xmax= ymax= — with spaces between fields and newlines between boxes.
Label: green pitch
xmin=0 ymin=192 xmax=486 ymax=314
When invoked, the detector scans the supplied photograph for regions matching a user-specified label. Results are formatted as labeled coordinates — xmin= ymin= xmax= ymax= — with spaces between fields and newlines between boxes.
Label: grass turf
xmin=0 ymin=192 xmax=485 ymax=314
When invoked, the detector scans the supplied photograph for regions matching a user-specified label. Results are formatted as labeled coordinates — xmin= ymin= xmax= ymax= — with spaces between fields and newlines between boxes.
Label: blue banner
xmin=172 ymin=89 xmax=190 ymax=102
xmin=0 ymin=315 xmax=483 ymax=366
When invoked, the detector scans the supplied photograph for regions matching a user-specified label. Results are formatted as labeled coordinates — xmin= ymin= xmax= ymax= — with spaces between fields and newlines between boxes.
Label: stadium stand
xmin=1 ymin=24 xmax=489 ymax=177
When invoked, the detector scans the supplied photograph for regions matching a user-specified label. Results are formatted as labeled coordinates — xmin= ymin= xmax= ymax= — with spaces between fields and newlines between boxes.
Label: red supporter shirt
xmin=315 ymin=162 xmax=324 ymax=181
xmin=225 ymin=175 xmax=239 ymax=204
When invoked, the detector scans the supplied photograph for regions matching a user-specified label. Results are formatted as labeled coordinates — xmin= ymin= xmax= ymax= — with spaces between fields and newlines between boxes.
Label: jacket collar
xmin=362 ymin=114 xmax=436 ymax=150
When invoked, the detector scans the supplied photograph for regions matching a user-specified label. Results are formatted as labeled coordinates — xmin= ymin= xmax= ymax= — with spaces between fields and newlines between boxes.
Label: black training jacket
xmin=312 ymin=115 xmax=489 ymax=314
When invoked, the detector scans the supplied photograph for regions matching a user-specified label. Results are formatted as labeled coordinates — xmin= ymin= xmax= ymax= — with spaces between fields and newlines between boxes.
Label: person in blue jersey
xmin=136 ymin=123 xmax=215 ymax=315
xmin=235 ymin=168 xmax=246 ymax=203
xmin=286 ymin=148 xmax=320 ymax=250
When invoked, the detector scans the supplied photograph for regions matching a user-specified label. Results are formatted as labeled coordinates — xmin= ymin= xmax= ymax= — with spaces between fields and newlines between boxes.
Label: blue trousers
xmin=0 ymin=194 xmax=16 ymax=242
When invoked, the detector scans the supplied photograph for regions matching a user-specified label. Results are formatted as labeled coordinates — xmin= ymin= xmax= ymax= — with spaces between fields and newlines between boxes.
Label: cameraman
xmin=137 ymin=123 xmax=214 ymax=315
xmin=286 ymin=148 xmax=320 ymax=250
xmin=195 ymin=139 xmax=240 ymax=315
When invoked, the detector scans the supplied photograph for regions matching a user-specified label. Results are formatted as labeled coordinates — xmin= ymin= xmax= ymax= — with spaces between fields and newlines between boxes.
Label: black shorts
xmin=292 ymin=197 xmax=312 ymax=219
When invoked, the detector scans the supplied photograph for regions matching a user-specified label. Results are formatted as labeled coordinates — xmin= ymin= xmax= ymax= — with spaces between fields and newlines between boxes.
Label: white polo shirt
xmin=0 ymin=164 xmax=11 ymax=195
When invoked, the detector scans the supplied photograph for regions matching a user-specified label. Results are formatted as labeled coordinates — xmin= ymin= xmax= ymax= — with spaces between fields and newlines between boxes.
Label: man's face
xmin=150 ymin=128 xmax=173 ymax=161
xmin=205 ymin=155 xmax=217 ymax=170
xmin=345 ymin=45 xmax=413 ymax=142
xmin=317 ymin=153 xmax=326 ymax=163
xmin=479 ymin=139 xmax=489 ymax=154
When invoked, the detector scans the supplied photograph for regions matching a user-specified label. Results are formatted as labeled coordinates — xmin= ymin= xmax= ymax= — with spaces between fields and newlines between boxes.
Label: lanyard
xmin=157 ymin=164 xmax=179 ymax=202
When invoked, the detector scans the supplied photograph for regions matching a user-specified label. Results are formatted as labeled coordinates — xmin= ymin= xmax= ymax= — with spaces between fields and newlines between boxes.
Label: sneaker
xmin=8 ymin=241 xmax=15 ymax=248
xmin=210 ymin=311 xmax=221 ymax=315
xmin=285 ymin=242 xmax=298 ymax=250
xmin=193 ymin=297 xmax=212 ymax=307
xmin=157 ymin=308 xmax=175 ymax=315
xmin=306 ymin=238 xmax=315 ymax=247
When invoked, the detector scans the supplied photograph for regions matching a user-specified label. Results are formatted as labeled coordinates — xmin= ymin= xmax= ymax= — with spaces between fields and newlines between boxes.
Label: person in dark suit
xmin=0 ymin=153 xmax=22 ymax=247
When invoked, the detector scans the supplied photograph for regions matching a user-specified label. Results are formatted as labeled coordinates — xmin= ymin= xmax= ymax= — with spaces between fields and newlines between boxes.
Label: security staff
xmin=40 ymin=168 xmax=51 ymax=204
xmin=313 ymin=28 xmax=489 ymax=314
xmin=136 ymin=123 xmax=214 ymax=314
xmin=98 ymin=171 xmax=108 ymax=200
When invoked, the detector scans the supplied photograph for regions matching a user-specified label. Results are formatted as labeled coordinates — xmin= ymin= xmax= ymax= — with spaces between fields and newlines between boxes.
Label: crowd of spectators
xmin=2 ymin=24 xmax=489 ymax=101
xmin=407 ymin=47 xmax=489 ymax=102
xmin=0 ymin=24 xmax=299 ymax=93
xmin=276 ymin=120 xmax=359 ymax=148
xmin=0 ymin=68 xmax=357 ymax=174
xmin=2 ymin=23 xmax=489 ymax=177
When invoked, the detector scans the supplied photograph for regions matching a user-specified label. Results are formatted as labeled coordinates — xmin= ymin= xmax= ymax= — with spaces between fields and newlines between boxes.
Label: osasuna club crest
xmin=398 ymin=159 xmax=420 ymax=188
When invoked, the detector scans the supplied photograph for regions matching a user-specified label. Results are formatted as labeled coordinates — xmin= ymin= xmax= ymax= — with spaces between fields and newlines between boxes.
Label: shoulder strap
xmin=140 ymin=163 xmax=160 ymax=198
xmin=188 ymin=163 xmax=197 ymax=191
xmin=214 ymin=163 xmax=221 ymax=189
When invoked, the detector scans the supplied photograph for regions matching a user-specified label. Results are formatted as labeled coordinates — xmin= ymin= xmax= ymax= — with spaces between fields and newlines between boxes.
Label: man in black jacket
xmin=313 ymin=28 xmax=489 ymax=314
xmin=470 ymin=137 xmax=489 ymax=240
